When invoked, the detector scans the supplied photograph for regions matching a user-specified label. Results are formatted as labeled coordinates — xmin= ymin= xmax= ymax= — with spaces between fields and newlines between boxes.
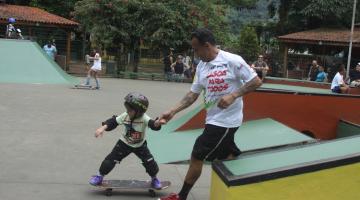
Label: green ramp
xmin=0 ymin=39 xmax=79 ymax=85
xmin=147 ymin=118 xmax=314 ymax=164
xmin=261 ymin=83 xmax=332 ymax=94
xmin=159 ymin=104 xmax=204 ymax=133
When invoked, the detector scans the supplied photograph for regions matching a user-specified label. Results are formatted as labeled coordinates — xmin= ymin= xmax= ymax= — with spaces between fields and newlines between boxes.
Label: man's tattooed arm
xmin=232 ymin=76 xmax=262 ymax=98
xmin=171 ymin=91 xmax=200 ymax=114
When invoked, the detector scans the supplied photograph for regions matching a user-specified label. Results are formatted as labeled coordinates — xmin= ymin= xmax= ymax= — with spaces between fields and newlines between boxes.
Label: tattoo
xmin=174 ymin=92 xmax=199 ymax=113
xmin=235 ymin=76 xmax=262 ymax=97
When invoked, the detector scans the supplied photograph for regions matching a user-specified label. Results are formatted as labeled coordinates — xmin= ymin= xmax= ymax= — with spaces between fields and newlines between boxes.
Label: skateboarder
xmin=89 ymin=92 xmax=163 ymax=189
xmin=83 ymin=49 xmax=101 ymax=89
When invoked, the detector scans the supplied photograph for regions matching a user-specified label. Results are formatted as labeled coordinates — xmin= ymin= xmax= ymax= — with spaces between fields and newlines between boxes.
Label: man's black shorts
xmin=192 ymin=124 xmax=241 ymax=161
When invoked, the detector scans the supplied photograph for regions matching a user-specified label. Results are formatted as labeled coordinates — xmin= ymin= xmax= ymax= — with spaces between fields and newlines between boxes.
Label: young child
xmin=89 ymin=92 xmax=162 ymax=189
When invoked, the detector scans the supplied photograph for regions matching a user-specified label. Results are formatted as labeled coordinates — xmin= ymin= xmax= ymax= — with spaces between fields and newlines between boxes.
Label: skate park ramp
xmin=147 ymin=110 xmax=315 ymax=164
xmin=0 ymin=39 xmax=79 ymax=85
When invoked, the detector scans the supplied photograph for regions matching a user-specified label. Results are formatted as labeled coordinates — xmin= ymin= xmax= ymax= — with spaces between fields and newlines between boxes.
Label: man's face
xmin=191 ymin=37 xmax=208 ymax=61
xmin=355 ymin=65 xmax=360 ymax=71
xmin=312 ymin=61 xmax=317 ymax=66
xmin=258 ymin=55 xmax=264 ymax=61
xmin=177 ymin=57 xmax=183 ymax=63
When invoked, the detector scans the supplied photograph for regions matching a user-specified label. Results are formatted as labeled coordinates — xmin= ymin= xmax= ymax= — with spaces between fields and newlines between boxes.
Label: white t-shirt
xmin=91 ymin=53 xmax=102 ymax=70
xmin=191 ymin=50 xmax=257 ymax=128
xmin=116 ymin=112 xmax=151 ymax=148
xmin=43 ymin=45 xmax=57 ymax=59
xmin=331 ymin=72 xmax=344 ymax=89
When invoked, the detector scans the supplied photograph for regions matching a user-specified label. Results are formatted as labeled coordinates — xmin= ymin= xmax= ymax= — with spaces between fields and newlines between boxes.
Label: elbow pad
xmin=102 ymin=115 xmax=118 ymax=131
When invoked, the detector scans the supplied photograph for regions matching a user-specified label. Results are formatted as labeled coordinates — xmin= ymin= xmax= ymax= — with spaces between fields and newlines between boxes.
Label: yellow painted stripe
xmin=211 ymin=162 xmax=360 ymax=200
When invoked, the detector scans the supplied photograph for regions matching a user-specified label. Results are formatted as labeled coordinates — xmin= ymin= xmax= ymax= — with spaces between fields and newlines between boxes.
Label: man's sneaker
xmin=89 ymin=175 xmax=103 ymax=186
xmin=158 ymin=193 xmax=180 ymax=200
xmin=151 ymin=177 xmax=162 ymax=189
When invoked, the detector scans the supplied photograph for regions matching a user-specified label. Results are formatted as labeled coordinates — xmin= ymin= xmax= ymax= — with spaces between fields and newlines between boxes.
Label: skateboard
xmin=94 ymin=179 xmax=171 ymax=197
xmin=72 ymin=84 xmax=96 ymax=90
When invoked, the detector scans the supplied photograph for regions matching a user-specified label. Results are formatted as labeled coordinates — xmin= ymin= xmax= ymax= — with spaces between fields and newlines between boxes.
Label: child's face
xmin=125 ymin=107 xmax=136 ymax=118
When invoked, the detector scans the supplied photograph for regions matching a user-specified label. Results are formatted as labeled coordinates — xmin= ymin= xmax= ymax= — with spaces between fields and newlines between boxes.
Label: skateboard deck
xmin=95 ymin=179 xmax=171 ymax=197
xmin=72 ymin=84 xmax=95 ymax=90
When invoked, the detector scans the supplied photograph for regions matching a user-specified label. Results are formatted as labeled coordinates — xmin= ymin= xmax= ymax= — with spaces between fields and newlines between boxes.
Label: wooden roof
xmin=278 ymin=28 xmax=360 ymax=47
xmin=0 ymin=4 xmax=78 ymax=28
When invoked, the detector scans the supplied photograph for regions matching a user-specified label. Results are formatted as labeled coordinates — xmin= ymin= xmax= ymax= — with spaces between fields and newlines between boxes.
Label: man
xmin=6 ymin=17 xmax=23 ymax=39
xmin=158 ymin=28 xmax=262 ymax=200
xmin=6 ymin=18 xmax=16 ymax=38
xmin=331 ymin=64 xmax=349 ymax=94
xmin=308 ymin=60 xmax=320 ymax=81
xmin=171 ymin=55 xmax=191 ymax=82
xmin=315 ymin=65 xmax=327 ymax=82
xmin=43 ymin=41 xmax=57 ymax=60
xmin=251 ymin=54 xmax=269 ymax=80
xmin=349 ymin=63 xmax=360 ymax=87
xmin=163 ymin=49 xmax=174 ymax=81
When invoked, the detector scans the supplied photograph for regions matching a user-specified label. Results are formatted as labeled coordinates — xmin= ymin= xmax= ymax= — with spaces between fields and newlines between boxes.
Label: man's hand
xmin=159 ymin=110 xmax=176 ymax=124
xmin=217 ymin=93 xmax=236 ymax=109
xmin=218 ymin=76 xmax=262 ymax=109
xmin=95 ymin=125 xmax=107 ymax=138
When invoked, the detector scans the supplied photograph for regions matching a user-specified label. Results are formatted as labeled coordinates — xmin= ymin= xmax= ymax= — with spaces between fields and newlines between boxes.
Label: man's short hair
xmin=191 ymin=28 xmax=216 ymax=46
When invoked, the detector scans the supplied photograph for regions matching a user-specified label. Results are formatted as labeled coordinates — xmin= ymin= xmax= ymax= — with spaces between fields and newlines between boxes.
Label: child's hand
xmin=154 ymin=119 xmax=161 ymax=127
xmin=95 ymin=125 xmax=106 ymax=138
xmin=154 ymin=118 xmax=167 ymax=127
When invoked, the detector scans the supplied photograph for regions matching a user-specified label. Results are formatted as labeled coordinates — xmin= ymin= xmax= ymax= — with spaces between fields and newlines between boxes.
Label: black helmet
xmin=124 ymin=92 xmax=149 ymax=117
xmin=8 ymin=18 xmax=16 ymax=23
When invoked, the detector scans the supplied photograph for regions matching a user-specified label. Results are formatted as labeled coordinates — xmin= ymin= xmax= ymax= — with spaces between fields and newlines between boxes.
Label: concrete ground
xmin=0 ymin=78 xmax=210 ymax=200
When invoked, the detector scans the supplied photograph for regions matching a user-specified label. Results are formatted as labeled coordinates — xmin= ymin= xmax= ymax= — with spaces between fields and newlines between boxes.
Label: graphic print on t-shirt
xmin=204 ymin=63 xmax=230 ymax=108
xmin=124 ymin=123 xmax=144 ymax=144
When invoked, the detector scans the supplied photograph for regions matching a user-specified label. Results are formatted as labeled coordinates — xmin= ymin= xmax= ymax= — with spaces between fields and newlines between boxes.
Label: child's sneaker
xmin=89 ymin=175 xmax=103 ymax=186
xmin=151 ymin=177 xmax=162 ymax=189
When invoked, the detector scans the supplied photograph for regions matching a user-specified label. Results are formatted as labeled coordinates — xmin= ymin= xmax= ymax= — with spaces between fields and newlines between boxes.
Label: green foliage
xmin=235 ymin=26 xmax=260 ymax=62
xmin=30 ymin=0 xmax=78 ymax=18
xmin=74 ymin=0 xmax=230 ymax=51
xmin=6 ymin=0 xmax=31 ymax=5
xmin=274 ymin=0 xmax=360 ymax=34
xmin=220 ymin=0 xmax=259 ymax=8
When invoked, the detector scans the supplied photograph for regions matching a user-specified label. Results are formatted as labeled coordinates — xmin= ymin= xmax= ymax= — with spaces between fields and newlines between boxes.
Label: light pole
xmin=347 ymin=0 xmax=357 ymax=79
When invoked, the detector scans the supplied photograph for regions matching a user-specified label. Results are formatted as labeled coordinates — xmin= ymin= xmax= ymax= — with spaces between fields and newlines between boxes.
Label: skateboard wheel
xmin=105 ymin=188 xmax=113 ymax=197
xmin=148 ymin=189 xmax=156 ymax=197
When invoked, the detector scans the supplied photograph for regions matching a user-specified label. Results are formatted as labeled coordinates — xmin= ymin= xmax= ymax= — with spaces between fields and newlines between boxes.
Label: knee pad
xmin=142 ymin=157 xmax=159 ymax=177
xmin=99 ymin=159 xmax=117 ymax=175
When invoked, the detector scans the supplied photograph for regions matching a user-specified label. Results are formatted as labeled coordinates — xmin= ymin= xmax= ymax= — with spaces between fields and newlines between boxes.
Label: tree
xmin=272 ymin=0 xmax=360 ymax=35
xmin=236 ymin=26 xmax=260 ymax=62
xmin=30 ymin=0 xmax=79 ymax=18
xmin=6 ymin=0 xmax=31 ymax=5
xmin=74 ymin=0 xmax=231 ymax=72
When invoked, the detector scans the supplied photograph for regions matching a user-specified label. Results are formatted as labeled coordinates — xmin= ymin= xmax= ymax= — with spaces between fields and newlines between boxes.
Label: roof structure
xmin=278 ymin=28 xmax=360 ymax=47
xmin=0 ymin=4 xmax=78 ymax=28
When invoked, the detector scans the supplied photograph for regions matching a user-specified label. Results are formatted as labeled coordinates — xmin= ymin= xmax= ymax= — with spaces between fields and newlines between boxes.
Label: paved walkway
xmin=0 ymin=78 xmax=209 ymax=200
